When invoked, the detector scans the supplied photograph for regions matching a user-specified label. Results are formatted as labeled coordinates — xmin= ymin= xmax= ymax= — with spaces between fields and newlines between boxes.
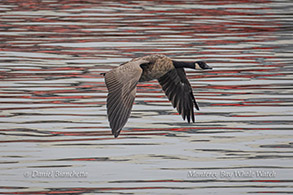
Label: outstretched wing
xmin=105 ymin=59 xmax=149 ymax=137
xmin=158 ymin=68 xmax=199 ymax=123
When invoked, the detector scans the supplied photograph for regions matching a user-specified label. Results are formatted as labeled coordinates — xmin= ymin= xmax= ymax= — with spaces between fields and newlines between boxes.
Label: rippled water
xmin=1 ymin=0 xmax=293 ymax=194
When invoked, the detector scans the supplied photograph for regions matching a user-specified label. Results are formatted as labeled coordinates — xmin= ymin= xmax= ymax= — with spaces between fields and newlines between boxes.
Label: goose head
xmin=194 ymin=61 xmax=212 ymax=70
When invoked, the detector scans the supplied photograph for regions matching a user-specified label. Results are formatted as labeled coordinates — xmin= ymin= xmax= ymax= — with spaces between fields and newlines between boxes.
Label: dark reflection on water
xmin=0 ymin=0 xmax=293 ymax=194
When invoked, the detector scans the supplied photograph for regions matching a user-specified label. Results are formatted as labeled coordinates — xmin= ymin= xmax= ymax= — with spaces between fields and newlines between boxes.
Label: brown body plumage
xmin=102 ymin=54 xmax=212 ymax=137
xmin=136 ymin=54 xmax=174 ymax=81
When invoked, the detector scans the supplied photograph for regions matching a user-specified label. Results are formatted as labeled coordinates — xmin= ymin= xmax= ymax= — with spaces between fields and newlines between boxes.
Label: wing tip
xmin=194 ymin=100 xmax=200 ymax=111
xmin=112 ymin=129 xmax=121 ymax=138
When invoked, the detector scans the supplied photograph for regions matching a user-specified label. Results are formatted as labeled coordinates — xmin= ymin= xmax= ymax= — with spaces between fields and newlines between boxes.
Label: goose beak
xmin=206 ymin=65 xmax=212 ymax=69
xmin=201 ymin=62 xmax=212 ymax=70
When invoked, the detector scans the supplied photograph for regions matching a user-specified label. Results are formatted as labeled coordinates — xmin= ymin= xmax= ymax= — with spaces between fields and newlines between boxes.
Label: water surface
xmin=0 ymin=0 xmax=293 ymax=194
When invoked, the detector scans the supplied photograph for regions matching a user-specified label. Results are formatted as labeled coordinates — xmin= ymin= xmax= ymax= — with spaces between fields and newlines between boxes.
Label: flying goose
xmin=101 ymin=54 xmax=212 ymax=137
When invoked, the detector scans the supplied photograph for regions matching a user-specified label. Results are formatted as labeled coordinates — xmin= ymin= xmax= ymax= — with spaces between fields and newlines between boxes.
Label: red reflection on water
xmin=128 ymin=127 xmax=272 ymax=134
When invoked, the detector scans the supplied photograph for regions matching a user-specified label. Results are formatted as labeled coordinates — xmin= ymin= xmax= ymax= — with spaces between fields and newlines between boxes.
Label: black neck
xmin=172 ymin=60 xmax=195 ymax=69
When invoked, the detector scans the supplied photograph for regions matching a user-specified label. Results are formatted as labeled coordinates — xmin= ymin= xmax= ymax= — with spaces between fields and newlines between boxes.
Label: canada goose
xmin=101 ymin=54 xmax=212 ymax=138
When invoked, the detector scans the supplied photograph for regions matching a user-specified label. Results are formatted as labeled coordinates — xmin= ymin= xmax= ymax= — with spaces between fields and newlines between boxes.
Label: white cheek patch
xmin=195 ymin=63 xmax=202 ymax=70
